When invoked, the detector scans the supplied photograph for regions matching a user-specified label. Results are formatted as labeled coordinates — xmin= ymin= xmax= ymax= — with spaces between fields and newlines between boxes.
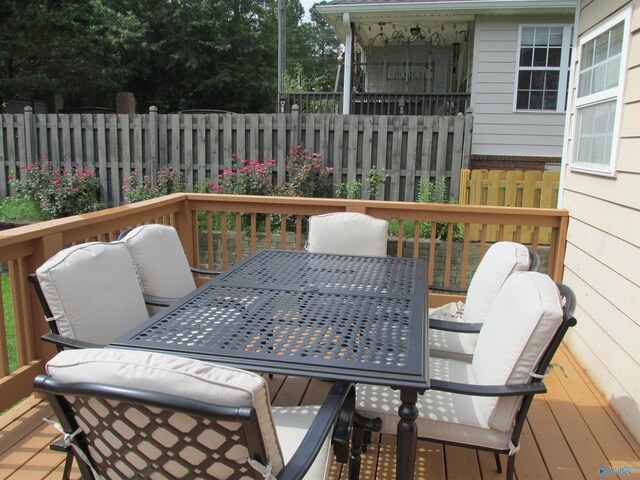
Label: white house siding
xmin=471 ymin=14 xmax=574 ymax=157
xmin=561 ymin=0 xmax=640 ymax=442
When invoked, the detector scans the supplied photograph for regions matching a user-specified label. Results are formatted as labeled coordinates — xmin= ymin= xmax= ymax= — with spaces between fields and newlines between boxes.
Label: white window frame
xmin=513 ymin=24 xmax=573 ymax=113
xmin=570 ymin=8 xmax=630 ymax=177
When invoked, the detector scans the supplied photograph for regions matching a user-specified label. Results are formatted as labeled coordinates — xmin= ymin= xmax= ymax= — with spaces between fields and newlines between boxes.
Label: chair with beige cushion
xmin=352 ymin=272 xmax=576 ymax=480
xmin=29 ymin=242 xmax=149 ymax=350
xmin=35 ymin=348 xmax=354 ymax=480
xmin=118 ymin=224 xmax=220 ymax=313
xmin=429 ymin=241 xmax=539 ymax=361
xmin=306 ymin=212 xmax=388 ymax=257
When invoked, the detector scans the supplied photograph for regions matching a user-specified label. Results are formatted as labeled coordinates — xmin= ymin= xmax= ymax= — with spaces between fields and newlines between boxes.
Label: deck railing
xmin=278 ymin=92 xmax=471 ymax=116
xmin=0 ymin=193 xmax=568 ymax=411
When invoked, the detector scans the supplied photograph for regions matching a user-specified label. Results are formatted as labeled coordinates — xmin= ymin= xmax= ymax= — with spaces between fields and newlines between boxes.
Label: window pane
xmin=520 ymin=47 xmax=533 ymax=66
xmin=518 ymin=70 xmax=532 ymax=88
xmin=578 ymin=69 xmax=592 ymax=97
xmin=531 ymin=71 xmax=545 ymax=89
xmin=545 ymin=71 xmax=559 ymax=89
xmin=530 ymin=91 xmax=543 ymax=109
xmin=610 ymin=22 xmax=624 ymax=55
xmin=581 ymin=40 xmax=594 ymax=69
xmin=549 ymin=27 xmax=563 ymax=45
xmin=521 ymin=27 xmax=535 ymax=46
xmin=593 ymin=32 xmax=609 ymax=63
xmin=548 ymin=47 xmax=562 ymax=67
xmin=534 ymin=27 xmax=550 ymax=46
xmin=606 ymin=57 xmax=620 ymax=89
xmin=543 ymin=91 xmax=558 ymax=110
xmin=592 ymin=64 xmax=607 ymax=92
xmin=516 ymin=91 xmax=530 ymax=109
xmin=533 ymin=48 xmax=547 ymax=66
xmin=575 ymin=101 xmax=616 ymax=166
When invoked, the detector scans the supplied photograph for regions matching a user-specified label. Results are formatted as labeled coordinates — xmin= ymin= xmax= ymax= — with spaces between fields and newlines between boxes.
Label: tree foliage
xmin=0 ymin=0 xmax=340 ymax=112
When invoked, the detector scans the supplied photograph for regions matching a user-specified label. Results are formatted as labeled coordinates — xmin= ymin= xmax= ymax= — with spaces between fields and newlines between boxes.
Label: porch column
xmin=342 ymin=12 xmax=352 ymax=115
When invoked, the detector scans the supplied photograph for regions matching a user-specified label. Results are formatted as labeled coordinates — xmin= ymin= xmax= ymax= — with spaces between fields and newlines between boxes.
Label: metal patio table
xmin=111 ymin=249 xmax=429 ymax=480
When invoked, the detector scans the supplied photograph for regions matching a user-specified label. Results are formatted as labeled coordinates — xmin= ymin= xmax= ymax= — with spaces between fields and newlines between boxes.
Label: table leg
xmin=396 ymin=388 xmax=419 ymax=480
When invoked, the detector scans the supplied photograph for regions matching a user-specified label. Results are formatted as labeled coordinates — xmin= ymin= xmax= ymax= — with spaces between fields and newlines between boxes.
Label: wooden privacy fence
xmin=0 ymin=106 xmax=472 ymax=206
xmin=458 ymin=169 xmax=560 ymax=243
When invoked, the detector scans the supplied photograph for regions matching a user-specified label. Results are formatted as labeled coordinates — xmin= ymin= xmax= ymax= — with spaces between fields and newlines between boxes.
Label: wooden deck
xmin=2 ymin=345 xmax=639 ymax=480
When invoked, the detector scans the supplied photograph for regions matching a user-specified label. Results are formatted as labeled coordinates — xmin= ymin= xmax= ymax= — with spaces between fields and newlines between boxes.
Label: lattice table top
xmin=112 ymin=250 xmax=429 ymax=389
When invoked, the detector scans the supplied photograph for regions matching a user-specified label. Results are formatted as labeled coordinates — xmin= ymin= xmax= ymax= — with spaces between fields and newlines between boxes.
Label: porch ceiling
xmin=317 ymin=0 xmax=577 ymax=44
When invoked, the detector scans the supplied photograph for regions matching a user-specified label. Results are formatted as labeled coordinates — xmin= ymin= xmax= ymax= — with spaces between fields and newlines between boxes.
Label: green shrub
xmin=388 ymin=177 xmax=464 ymax=241
xmin=0 ymin=196 xmax=45 ymax=222
xmin=9 ymin=162 xmax=103 ymax=219
xmin=123 ymin=168 xmax=184 ymax=203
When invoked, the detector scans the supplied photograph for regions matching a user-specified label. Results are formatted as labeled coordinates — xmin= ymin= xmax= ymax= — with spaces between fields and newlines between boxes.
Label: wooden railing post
xmin=148 ymin=106 xmax=159 ymax=188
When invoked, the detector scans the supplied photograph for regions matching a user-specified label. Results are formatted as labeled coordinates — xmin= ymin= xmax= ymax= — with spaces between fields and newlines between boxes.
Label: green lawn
xmin=1 ymin=274 xmax=18 ymax=372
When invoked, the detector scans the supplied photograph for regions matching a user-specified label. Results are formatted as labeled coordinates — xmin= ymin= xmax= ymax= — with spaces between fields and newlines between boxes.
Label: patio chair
xmin=118 ymin=224 xmax=220 ymax=313
xmin=429 ymin=241 xmax=539 ymax=361
xmin=306 ymin=212 xmax=389 ymax=257
xmin=34 ymin=348 xmax=355 ymax=480
xmin=351 ymin=271 xmax=576 ymax=480
xmin=29 ymin=242 xmax=149 ymax=350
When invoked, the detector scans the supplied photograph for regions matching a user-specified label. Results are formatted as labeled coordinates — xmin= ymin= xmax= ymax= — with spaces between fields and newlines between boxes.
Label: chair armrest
xmin=429 ymin=319 xmax=483 ymax=333
xmin=429 ymin=378 xmax=547 ymax=397
xmin=142 ymin=293 xmax=178 ymax=307
xmin=429 ymin=284 xmax=469 ymax=294
xmin=278 ymin=382 xmax=354 ymax=480
xmin=41 ymin=332 xmax=106 ymax=350
xmin=190 ymin=267 xmax=222 ymax=276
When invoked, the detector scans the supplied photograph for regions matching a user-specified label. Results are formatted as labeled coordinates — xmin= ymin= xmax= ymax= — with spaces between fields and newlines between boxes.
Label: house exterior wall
xmin=561 ymin=0 xmax=640 ymax=442
xmin=470 ymin=14 xmax=575 ymax=157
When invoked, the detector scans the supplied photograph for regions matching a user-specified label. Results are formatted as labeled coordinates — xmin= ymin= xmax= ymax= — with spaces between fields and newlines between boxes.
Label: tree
xmin=285 ymin=1 xmax=341 ymax=92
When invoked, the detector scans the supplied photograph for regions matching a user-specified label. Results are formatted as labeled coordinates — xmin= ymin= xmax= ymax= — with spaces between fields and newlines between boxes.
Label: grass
xmin=1 ymin=273 xmax=18 ymax=372
xmin=0 ymin=196 xmax=45 ymax=223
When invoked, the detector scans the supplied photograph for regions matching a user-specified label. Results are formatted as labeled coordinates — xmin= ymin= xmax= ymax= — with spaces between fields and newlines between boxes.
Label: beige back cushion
xmin=462 ymin=241 xmax=531 ymax=323
xmin=307 ymin=212 xmax=388 ymax=257
xmin=36 ymin=242 xmax=149 ymax=344
xmin=471 ymin=272 xmax=563 ymax=432
xmin=121 ymin=224 xmax=196 ymax=298
xmin=46 ymin=348 xmax=285 ymax=473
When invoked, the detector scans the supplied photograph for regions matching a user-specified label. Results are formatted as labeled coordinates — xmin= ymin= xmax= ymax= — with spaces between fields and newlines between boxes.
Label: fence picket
xmin=361 ymin=116 xmax=374 ymax=199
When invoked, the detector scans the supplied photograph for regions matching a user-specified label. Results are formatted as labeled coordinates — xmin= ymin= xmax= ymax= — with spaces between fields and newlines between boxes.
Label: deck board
xmin=1 ymin=345 xmax=639 ymax=479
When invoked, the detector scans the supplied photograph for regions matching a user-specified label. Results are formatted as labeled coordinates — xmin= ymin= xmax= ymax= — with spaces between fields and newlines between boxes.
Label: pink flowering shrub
xmin=122 ymin=168 xmax=184 ymax=203
xmin=10 ymin=160 xmax=103 ymax=219
xmin=278 ymin=146 xmax=333 ymax=197
xmin=207 ymin=156 xmax=276 ymax=196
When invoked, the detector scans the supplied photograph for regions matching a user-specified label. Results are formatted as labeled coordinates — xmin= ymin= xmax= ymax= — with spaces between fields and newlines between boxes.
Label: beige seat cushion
xmin=429 ymin=242 xmax=531 ymax=360
xmin=356 ymin=358 xmax=511 ymax=451
xmin=358 ymin=272 xmax=563 ymax=448
xmin=121 ymin=224 xmax=197 ymax=303
xmin=46 ymin=348 xmax=285 ymax=474
xmin=307 ymin=212 xmax=388 ymax=257
xmin=272 ymin=406 xmax=333 ymax=480
xmin=36 ymin=242 xmax=149 ymax=344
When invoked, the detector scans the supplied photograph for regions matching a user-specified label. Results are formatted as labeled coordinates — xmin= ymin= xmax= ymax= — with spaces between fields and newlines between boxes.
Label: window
xmin=571 ymin=9 xmax=629 ymax=176
xmin=515 ymin=25 xmax=572 ymax=112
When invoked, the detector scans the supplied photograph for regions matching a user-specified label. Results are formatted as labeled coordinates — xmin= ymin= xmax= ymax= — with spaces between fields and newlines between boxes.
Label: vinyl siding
xmin=470 ymin=14 xmax=574 ymax=156
xmin=561 ymin=0 xmax=640 ymax=443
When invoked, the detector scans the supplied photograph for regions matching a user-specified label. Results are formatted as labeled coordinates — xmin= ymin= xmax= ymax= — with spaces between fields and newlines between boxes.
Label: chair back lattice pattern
xmin=51 ymin=391 xmax=268 ymax=480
